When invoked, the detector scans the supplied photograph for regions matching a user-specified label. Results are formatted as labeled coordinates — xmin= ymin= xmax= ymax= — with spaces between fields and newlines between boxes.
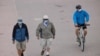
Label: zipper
xmin=20 ymin=28 xmax=22 ymax=41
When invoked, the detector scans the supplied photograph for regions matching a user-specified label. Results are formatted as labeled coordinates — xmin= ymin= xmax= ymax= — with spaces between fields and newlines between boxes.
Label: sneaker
xmin=41 ymin=50 xmax=45 ymax=56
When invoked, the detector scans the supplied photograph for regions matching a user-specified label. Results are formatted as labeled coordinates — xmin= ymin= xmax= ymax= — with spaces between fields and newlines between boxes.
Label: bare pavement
xmin=0 ymin=0 xmax=100 ymax=56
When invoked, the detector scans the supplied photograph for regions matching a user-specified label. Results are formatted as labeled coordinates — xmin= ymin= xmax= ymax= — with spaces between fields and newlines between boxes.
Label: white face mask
xmin=18 ymin=21 xmax=22 ymax=25
xmin=78 ymin=9 xmax=82 ymax=12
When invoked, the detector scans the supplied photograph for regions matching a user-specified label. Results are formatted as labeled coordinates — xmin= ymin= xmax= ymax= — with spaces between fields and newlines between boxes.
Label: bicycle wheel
xmin=81 ymin=36 xmax=85 ymax=52
xmin=82 ymin=42 xmax=84 ymax=52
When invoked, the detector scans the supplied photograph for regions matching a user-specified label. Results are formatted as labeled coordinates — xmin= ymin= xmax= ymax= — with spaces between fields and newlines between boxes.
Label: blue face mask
xmin=44 ymin=20 xmax=48 ymax=23
xmin=43 ymin=20 xmax=49 ymax=27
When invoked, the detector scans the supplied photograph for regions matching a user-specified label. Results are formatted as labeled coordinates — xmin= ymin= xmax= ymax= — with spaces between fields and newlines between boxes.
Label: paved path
xmin=0 ymin=0 xmax=100 ymax=56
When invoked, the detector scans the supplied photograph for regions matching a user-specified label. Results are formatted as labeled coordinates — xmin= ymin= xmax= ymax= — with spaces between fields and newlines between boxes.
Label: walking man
xmin=12 ymin=19 xmax=29 ymax=56
xmin=36 ymin=15 xmax=56 ymax=56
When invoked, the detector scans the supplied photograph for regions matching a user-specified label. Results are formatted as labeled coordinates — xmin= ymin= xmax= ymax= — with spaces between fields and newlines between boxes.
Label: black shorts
xmin=77 ymin=24 xmax=87 ymax=30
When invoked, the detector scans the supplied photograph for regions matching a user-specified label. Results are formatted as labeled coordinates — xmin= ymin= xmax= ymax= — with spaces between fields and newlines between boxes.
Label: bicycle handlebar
xmin=75 ymin=24 xmax=90 ymax=27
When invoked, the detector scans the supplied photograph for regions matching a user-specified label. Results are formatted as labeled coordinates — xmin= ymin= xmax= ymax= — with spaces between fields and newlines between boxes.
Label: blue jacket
xmin=12 ymin=23 xmax=29 ymax=42
xmin=73 ymin=10 xmax=89 ymax=25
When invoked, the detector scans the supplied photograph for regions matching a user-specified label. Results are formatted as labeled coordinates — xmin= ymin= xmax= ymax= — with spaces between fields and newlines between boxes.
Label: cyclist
xmin=73 ymin=5 xmax=90 ymax=42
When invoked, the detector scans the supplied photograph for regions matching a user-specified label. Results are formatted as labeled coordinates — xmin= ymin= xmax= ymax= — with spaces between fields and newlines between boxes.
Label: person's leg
xmin=40 ymin=39 xmax=46 ymax=55
xmin=75 ymin=27 xmax=80 ymax=42
xmin=83 ymin=29 xmax=87 ymax=43
xmin=41 ymin=48 xmax=46 ymax=56
xmin=21 ymin=41 xmax=26 ymax=56
xmin=46 ymin=38 xmax=53 ymax=56
xmin=46 ymin=47 xmax=50 ymax=56
xmin=21 ymin=50 xmax=25 ymax=56
xmin=16 ymin=41 xmax=22 ymax=56
xmin=75 ymin=26 xmax=80 ymax=37
xmin=82 ymin=24 xmax=87 ymax=42
xmin=83 ymin=24 xmax=87 ymax=37
xmin=17 ymin=49 xmax=22 ymax=56
xmin=84 ymin=29 xmax=87 ymax=37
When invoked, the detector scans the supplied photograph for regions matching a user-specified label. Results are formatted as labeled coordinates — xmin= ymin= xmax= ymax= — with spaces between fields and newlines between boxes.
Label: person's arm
xmin=51 ymin=23 xmax=56 ymax=39
xmin=24 ymin=24 xmax=29 ymax=41
xmin=36 ymin=24 xmax=41 ymax=39
xmin=73 ymin=12 xmax=78 ymax=26
xmin=84 ymin=11 xmax=89 ymax=23
xmin=12 ymin=25 xmax=16 ymax=44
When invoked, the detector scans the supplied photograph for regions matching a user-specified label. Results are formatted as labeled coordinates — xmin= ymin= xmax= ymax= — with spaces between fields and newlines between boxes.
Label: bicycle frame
xmin=77 ymin=24 xmax=90 ymax=52
xmin=78 ymin=26 xmax=85 ymax=52
xmin=79 ymin=27 xmax=85 ymax=52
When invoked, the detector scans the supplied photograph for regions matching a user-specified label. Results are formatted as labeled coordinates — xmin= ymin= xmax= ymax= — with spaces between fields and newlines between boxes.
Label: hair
xmin=76 ymin=5 xmax=82 ymax=9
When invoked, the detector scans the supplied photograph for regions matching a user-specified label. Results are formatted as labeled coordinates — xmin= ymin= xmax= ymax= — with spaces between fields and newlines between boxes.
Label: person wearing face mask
xmin=12 ymin=19 xmax=29 ymax=56
xmin=36 ymin=15 xmax=55 ymax=56
xmin=73 ymin=5 xmax=90 ymax=42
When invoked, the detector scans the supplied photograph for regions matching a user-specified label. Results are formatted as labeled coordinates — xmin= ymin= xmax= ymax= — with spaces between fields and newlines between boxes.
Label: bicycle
xmin=78 ymin=24 xmax=90 ymax=52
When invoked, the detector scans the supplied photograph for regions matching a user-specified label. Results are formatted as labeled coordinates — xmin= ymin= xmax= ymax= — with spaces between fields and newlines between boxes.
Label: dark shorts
xmin=77 ymin=24 xmax=87 ymax=30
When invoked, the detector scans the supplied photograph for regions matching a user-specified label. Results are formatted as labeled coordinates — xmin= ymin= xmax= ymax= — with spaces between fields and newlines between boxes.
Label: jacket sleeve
xmin=73 ymin=12 xmax=77 ymax=25
xmin=12 ymin=25 xmax=16 ymax=41
xmin=51 ymin=23 xmax=56 ymax=36
xmin=84 ymin=11 xmax=89 ymax=22
xmin=36 ymin=24 xmax=41 ymax=37
xmin=24 ymin=24 xmax=29 ymax=40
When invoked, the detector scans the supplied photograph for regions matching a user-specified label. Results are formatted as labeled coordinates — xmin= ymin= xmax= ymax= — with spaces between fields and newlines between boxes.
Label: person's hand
xmin=13 ymin=41 xmax=15 ymax=44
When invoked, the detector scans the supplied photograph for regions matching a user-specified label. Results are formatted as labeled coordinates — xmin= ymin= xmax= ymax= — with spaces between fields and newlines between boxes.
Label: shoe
xmin=41 ymin=50 xmax=45 ymax=56
xmin=21 ymin=53 xmax=24 ymax=56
